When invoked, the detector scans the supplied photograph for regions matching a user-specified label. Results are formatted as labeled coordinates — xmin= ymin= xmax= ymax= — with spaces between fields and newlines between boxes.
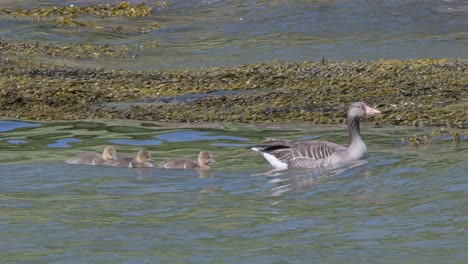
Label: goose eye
xmin=357 ymin=105 xmax=361 ymax=108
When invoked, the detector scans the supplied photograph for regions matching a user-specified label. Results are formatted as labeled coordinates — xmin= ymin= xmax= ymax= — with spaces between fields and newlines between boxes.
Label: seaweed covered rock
xmin=0 ymin=53 xmax=466 ymax=128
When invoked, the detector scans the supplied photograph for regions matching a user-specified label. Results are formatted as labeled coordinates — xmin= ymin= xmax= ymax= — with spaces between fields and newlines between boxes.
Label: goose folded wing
xmin=258 ymin=139 xmax=346 ymax=165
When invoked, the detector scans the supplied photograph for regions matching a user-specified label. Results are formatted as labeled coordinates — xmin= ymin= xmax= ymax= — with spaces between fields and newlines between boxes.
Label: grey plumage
xmin=65 ymin=153 xmax=106 ymax=166
xmin=159 ymin=150 xmax=215 ymax=170
xmin=159 ymin=159 xmax=199 ymax=169
xmin=107 ymin=150 xmax=154 ymax=168
xmin=107 ymin=156 xmax=134 ymax=167
xmin=253 ymin=139 xmax=347 ymax=168
xmin=66 ymin=146 xmax=117 ymax=166
xmin=252 ymin=102 xmax=381 ymax=169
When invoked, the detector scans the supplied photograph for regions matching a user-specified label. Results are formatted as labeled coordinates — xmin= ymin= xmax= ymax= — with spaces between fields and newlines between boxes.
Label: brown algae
xmin=0 ymin=1 xmax=168 ymax=33
xmin=0 ymin=41 xmax=466 ymax=129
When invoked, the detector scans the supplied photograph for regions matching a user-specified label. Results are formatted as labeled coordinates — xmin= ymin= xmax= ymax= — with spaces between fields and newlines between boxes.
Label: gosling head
xmin=136 ymin=149 xmax=153 ymax=164
xmin=102 ymin=146 xmax=117 ymax=161
xmin=198 ymin=150 xmax=216 ymax=167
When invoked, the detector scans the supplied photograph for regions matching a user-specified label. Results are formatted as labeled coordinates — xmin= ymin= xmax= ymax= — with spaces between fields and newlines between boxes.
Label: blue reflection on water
xmin=155 ymin=130 xmax=248 ymax=142
xmin=298 ymin=135 xmax=322 ymax=141
xmin=109 ymin=139 xmax=162 ymax=146
xmin=0 ymin=121 xmax=41 ymax=132
xmin=6 ymin=139 xmax=28 ymax=145
xmin=211 ymin=143 xmax=250 ymax=147
xmin=48 ymin=138 xmax=81 ymax=148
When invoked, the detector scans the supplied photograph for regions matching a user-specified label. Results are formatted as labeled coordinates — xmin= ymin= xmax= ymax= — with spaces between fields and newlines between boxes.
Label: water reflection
xmin=0 ymin=120 xmax=41 ymax=132
xmin=48 ymin=138 xmax=81 ymax=148
xmin=198 ymin=170 xmax=213 ymax=179
xmin=255 ymin=160 xmax=370 ymax=196
xmin=155 ymin=130 xmax=248 ymax=142
xmin=0 ymin=119 xmax=466 ymax=263
xmin=6 ymin=139 xmax=28 ymax=145
xmin=109 ymin=139 xmax=162 ymax=146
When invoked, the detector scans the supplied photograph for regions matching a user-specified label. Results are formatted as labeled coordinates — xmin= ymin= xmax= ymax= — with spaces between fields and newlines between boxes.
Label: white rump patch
xmin=261 ymin=153 xmax=288 ymax=169
xmin=252 ymin=147 xmax=288 ymax=169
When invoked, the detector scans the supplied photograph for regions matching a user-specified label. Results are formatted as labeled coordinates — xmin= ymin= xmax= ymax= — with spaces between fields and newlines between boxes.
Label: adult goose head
xmin=347 ymin=102 xmax=381 ymax=143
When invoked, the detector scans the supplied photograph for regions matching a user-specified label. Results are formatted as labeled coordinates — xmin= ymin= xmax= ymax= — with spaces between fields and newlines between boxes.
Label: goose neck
xmin=347 ymin=117 xmax=362 ymax=145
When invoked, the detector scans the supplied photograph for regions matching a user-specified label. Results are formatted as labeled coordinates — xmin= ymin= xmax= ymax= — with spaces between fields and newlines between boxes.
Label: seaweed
xmin=0 ymin=1 xmax=168 ymax=33
xmin=0 ymin=40 xmax=466 ymax=130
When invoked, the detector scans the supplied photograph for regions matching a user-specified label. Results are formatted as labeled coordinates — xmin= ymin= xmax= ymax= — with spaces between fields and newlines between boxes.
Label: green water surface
xmin=0 ymin=120 xmax=466 ymax=263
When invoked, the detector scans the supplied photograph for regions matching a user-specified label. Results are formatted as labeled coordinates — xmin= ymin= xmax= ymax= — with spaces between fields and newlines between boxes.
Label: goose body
xmin=66 ymin=146 xmax=117 ymax=166
xmin=159 ymin=151 xmax=215 ymax=170
xmin=252 ymin=102 xmax=380 ymax=169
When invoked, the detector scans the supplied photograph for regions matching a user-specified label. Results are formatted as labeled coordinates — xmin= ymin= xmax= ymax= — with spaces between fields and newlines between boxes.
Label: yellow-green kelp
xmin=0 ymin=56 xmax=466 ymax=128
xmin=0 ymin=1 xmax=169 ymax=33
xmin=0 ymin=39 xmax=135 ymax=59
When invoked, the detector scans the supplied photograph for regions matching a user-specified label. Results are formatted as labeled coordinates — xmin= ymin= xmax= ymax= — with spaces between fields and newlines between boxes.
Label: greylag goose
xmin=251 ymin=102 xmax=381 ymax=169
xmin=107 ymin=150 xmax=154 ymax=168
xmin=159 ymin=150 xmax=216 ymax=170
xmin=66 ymin=146 xmax=117 ymax=166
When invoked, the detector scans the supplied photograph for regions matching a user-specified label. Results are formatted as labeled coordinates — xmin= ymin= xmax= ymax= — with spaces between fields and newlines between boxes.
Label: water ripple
xmin=0 ymin=119 xmax=466 ymax=263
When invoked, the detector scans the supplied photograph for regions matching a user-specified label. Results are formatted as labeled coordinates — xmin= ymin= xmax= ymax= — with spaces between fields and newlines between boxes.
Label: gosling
xmin=159 ymin=150 xmax=215 ymax=170
xmin=66 ymin=146 xmax=117 ymax=166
